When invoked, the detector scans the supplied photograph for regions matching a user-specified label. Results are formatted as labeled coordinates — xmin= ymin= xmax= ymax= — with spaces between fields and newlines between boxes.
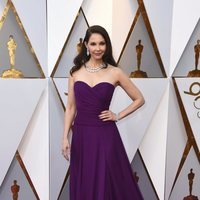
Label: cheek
xmin=102 ymin=45 xmax=106 ymax=51
xmin=88 ymin=46 xmax=95 ymax=51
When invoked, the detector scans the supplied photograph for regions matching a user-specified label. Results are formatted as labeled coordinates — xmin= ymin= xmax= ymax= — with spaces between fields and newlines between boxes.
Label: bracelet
xmin=115 ymin=113 xmax=120 ymax=122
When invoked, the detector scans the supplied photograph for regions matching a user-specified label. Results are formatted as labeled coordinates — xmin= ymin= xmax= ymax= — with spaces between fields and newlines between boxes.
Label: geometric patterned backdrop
xmin=0 ymin=0 xmax=199 ymax=199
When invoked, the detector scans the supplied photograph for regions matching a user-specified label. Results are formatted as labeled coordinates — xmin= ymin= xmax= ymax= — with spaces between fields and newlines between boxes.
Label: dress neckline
xmin=74 ymin=80 xmax=115 ymax=89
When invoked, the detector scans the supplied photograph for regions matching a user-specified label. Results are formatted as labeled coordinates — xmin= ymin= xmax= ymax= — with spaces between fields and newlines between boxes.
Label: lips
xmin=94 ymin=53 xmax=103 ymax=56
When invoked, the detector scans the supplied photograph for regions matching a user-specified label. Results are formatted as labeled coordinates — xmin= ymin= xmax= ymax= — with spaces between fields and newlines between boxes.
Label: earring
xmin=87 ymin=48 xmax=89 ymax=56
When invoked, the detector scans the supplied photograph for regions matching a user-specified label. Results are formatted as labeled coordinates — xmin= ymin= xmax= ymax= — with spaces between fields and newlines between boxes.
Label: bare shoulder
xmin=107 ymin=65 xmax=122 ymax=74
xmin=107 ymin=65 xmax=126 ymax=77
xmin=70 ymin=65 xmax=84 ymax=82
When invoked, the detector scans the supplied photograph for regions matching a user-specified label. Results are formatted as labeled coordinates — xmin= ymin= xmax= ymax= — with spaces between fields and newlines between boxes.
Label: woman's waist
xmin=73 ymin=111 xmax=114 ymax=126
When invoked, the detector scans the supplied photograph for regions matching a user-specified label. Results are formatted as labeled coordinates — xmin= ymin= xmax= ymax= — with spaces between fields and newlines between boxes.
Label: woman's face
xmin=85 ymin=33 xmax=106 ymax=61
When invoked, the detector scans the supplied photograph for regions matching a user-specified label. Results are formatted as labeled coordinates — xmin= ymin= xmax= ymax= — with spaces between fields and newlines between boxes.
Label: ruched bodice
xmin=73 ymin=81 xmax=115 ymax=126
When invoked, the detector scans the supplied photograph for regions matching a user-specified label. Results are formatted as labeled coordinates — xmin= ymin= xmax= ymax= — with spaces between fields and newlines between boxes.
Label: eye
xmin=90 ymin=42 xmax=96 ymax=46
xmin=100 ymin=42 xmax=106 ymax=45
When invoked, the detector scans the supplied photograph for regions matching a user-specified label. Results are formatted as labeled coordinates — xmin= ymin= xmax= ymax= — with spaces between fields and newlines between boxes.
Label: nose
xmin=96 ymin=45 xmax=100 ymax=51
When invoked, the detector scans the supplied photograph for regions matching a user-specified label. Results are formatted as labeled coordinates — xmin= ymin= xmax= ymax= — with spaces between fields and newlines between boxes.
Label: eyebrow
xmin=89 ymin=41 xmax=106 ymax=44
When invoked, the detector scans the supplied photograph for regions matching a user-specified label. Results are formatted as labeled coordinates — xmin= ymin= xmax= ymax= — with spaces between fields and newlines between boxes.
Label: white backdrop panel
xmin=18 ymin=81 xmax=49 ymax=200
xmin=139 ymin=80 xmax=169 ymax=199
xmin=0 ymin=79 xmax=46 ymax=186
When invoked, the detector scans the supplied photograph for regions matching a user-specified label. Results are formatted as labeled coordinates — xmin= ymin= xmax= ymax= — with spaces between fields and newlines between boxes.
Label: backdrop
xmin=0 ymin=0 xmax=199 ymax=199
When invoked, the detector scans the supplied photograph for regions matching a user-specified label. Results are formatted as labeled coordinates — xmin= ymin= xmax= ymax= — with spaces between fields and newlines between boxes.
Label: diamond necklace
xmin=84 ymin=63 xmax=106 ymax=73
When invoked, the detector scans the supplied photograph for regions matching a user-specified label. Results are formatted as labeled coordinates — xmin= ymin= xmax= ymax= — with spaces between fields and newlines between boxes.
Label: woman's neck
xmin=87 ymin=58 xmax=104 ymax=67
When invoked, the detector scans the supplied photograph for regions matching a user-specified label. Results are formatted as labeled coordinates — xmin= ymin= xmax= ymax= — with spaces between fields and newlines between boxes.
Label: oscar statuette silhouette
xmin=11 ymin=180 xmax=20 ymax=200
xmin=130 ymin=39 xmax=148 ymax=78
xmin=187 ymin=40 xmax=200 ymax=77
xmin=183 ymin=169 xmax=198 ymax=200
xmin=1 ymin=35 xmax=24 ymax=78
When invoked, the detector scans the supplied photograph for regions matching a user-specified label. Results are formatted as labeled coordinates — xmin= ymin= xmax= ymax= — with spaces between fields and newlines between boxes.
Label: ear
xmin=84 ymin=41 xmax=88 ymax=49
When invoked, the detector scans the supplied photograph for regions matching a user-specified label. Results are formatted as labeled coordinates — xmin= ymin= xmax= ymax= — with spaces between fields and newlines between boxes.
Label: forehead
xmin=88 ymin=33 xmax=105 ymax=42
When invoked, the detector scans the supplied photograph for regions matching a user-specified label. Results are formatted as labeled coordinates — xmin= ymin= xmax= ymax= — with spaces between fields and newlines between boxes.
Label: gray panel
xmin=0 ymin=8 xmax=42 ymax=77
xmin=119 ymin=15 xmax=163 ymax=78
xmin=131 ymin=151 xmax=158 ymax=200
xmin=59 ymin=177 xmax=70 ymax=200
xmin=54 ymin=10 xmax=88 ymax=77
xmin=0 ymin=156 xmax=36 ymax=199
xmin=173 ymin=19 xmax=200 ymax=77
xmin=169 ymin=148 xmax=200 ymax=200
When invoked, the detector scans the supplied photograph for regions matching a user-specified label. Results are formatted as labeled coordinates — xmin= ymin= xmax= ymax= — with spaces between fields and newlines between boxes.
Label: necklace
xmin=84 ymin=63 xmax=106 ymax=73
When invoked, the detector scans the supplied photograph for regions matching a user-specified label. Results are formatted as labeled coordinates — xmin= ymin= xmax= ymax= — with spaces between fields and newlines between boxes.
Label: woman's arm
xmin=114 ymin=67 xmax=145 ymax=120
xmin=63 ymin=74 xmax=76 ymax=138
xmin=62 ymin=74 xmax=76 ymax=160
xmin=99 ymin=67 xmax=144 ymax=121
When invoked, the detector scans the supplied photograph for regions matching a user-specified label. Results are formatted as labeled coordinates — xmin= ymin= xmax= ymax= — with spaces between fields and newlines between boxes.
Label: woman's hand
xmin=99 ymin=110 xmax=118 ymax=121
xmin=62 ymin=138 xmax=70 ymax=161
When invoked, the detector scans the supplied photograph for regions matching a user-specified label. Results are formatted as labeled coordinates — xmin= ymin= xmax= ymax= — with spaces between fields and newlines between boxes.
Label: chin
xmin=96 ymin=57 xmax=103 ymax=60
xmin=92 ymin=55 xmax=104 ymax=60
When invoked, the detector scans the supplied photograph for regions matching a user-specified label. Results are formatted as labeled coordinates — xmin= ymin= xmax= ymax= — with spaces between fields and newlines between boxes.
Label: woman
xmin=62 ymin=25 xmax=145 ymax=199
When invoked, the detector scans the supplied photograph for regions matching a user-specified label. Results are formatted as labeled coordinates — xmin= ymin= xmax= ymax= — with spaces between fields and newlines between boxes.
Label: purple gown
xmin=70 ymin=81 xmax=143 ymax=200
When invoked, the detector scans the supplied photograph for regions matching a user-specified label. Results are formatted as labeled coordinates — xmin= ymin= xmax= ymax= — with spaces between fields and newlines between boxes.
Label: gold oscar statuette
xmin=130 ymin=39 xmax=148 ymax=78
xmin=11 ymin=180 xmax=20 ymax=200
xmin=183 ymin=169 xmax=199 ymax=200
xmin=76 ymin=38 xmax=83 ymax=54
xmin=1 ymin=35 xmax=24 ymax=78
xmin=187 ymin=40 xmax=200 ymax=77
